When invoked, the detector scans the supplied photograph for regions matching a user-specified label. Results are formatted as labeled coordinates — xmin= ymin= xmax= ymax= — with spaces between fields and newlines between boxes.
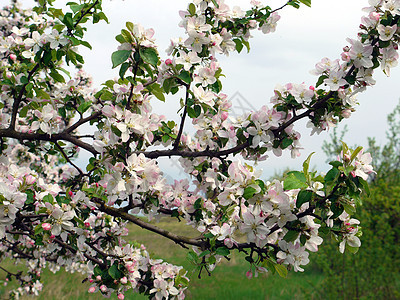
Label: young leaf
xmin=243 ymin=186 xmax=257 ymax=200
xmin=299 ymin=0 xmax=311 ymax=7
xmin=139 ymin=47 xmax=159 ymax=67
xmin=284 ymin=171 xmax=308 ymax=190
xmin=111 ymin=50 xmax=132 ymax=69
xmin=178 ymin=70 xmax=192 ymax=84
xmin=283 ymin=230 xmax=300 ymax=242
xmin=147 ymin=83 xmax=165 ymax=102
xmin=275 ymin=264 xmax=288 ymax=278
xmin=303 ymin=152 xmax=315 ymax=184
xmin=296 ymin=190 xmax=313 ymax=208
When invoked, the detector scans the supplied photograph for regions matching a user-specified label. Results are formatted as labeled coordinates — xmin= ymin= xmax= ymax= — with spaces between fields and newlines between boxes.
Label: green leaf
xmin=63 ymin=12 xmax=74 ymax=29
xmin=296 ymin=190 xmax=313 ymax=208
xmin=188 ymin=3 xmax=196 ymax=15
xmin=115 ymin=34 xmax=126 ymax=44
xmin=256 ymin=179 xmax=265 ymax=193
xmin=126 ymin=21 xmax=134 ymax=32
xmin=341 ymin=141 xmax=349 ymax=154
xmin=215 ymin=246 xmax=230 ymax=256
xmin=95 ymin=12 xmax=109 ymax=24
xmin=316 ymin=75 xmax=328 ymax=87
xmin=347 ymin=245 xmax=359 ymax=254
xmin=211 ymin=0 xmax=219 ymax=7
xmin=139 ymin=47 xmax=159 ymax=67
xmin=20 ymin=76 xmax=29 ymax=84
xmin=43 ymin=50 xmax=52 ymax=66
xmin=329 ymin=161 xmax=343 ymax=168
xmin=147 ymin=83 xmax=165 ymax=102
xmin=50 ymin=70 xmax=65 ymax=83
xmin=43 ymin=194 xmax=54 ymax=203
xmin=111 ymin=50 xmax=132 ymax=69
xmin=108 ymin=264 xmax=122 ymax=280
xmin=204 ymin=232 xmax=214 ymax=239
xmin=281 ymin=137 xmax=293 ymax=149
xmin=303 ymin=152 xmax=315 ymax=183
xmin=288 ymin=1 xmax=300 ymax=8
xmin=100 ymin=90 xmax=114 ymax=101
xmin=77 ymin=101 xmax=92 ymax=114
xmin=34 ymin=224 xmax=44 ymax=235
xmin=119 ymin=62 xmax=130 ymax=79
xmin=194 ymin=104 xmax=201 ymax=116
xmin=187 ymin=250 xmax=200 ymax=264
xmin=275 ymin=264 xmax=288 ymax=278
xmin=331 ymin=202 xmax=344 ymax=219
xmin=283 ymin=230 xmax=300 ymax=242
xmin=284 ymin=171 xmax=307 ymax=190
xmin=80 ymin=40 xmax=92 ymax=49
xmin=161 ymin=135 xmax=169 ymax=143
xmin=177 ymin=70 xmax=192 ymax=84
xmin=233 ymin=39 xmax=243 ymax=53
xmin=19 ymin=105 xmax=30 ymax=118
xmin=243 ymin=186 xmax=257 ymax=200
xmin=299 ymin=0 xmax=311 ymax=7
xmin=325 ymin=168 xmax=340 ymax=183
xmin=70 ymin=4 xmax=84 ymax=13
xmin=350 ymin=146 xmax=363 ymax=162
xmin=199 ymin=250 xmax=211 ymax=258
xmin=120 ymin=29 xmax=133 ymax=43
xmin=358 ymin=177 xmax=370 ymax=196
xmin=49 ymin=8 xmax=64 ymax=19
xmin=242 ymin=40 xmax=250 ymax=53
xmin=342 ymin=202 xmax=356 ymax=215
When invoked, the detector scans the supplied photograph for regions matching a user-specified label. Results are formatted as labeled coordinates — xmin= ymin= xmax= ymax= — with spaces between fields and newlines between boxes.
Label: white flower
xmin=51 ymin=207 xmax=75 ymax=236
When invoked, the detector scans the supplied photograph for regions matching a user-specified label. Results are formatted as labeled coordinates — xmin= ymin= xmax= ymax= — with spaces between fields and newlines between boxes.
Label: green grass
xmin=0 ymin=218 xmax=323 ymax=299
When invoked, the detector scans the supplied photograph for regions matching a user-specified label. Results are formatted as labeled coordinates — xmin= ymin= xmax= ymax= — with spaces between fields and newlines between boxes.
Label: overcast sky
xmin=3 ymin=0 xmax=399 ymax=179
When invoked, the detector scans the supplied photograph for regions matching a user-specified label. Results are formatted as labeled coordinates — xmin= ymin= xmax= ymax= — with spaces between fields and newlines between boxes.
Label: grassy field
xmin=0 ymin=218 xmax=324 ymax=299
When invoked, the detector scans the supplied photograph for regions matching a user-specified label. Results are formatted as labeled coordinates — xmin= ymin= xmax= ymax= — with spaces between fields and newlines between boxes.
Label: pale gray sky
xmin=3 ymin=0 xmax=399 ymax=179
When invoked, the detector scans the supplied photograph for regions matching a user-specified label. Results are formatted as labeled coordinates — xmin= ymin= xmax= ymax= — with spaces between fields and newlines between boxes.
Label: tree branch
xmin=93 ymin=198 xmax=205 ymax=248
xmin=173 ymin=86 xmax=189 ymax=150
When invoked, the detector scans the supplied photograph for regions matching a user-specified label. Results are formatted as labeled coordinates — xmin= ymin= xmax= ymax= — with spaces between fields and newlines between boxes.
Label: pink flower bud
xmin=68 ymin=191 xmax=73 ymax=197
xmin=42 ymin=223 xmax=51 ymax=231
xmin=25 ymin=175 xmax=36 ymax=185
xmin=9 ymin=54 xmax=16 ymax=61
xmin=221 ymin=111 xmax=229 ymax=120
xmin=88 ymin=286 xmax=96 ymax=293
xmin=118 ymin=293 xmax=125 ymax=300
xmin=370 ymin=12 xmax=380 ymax=22
xmin=84 ymin=222 xmax=91 ymax=228
xmin=100 ymin=285 xmax=107 ymax=292
xmin=341 ymin=52 xmax=351 ymax=62
xmin=341 ymin=109 xmax=351 ymax=118
xmin=120 ymin=277 xmax=128 ymax=284
xmin=165 ymin=59 xmax=173 ymax=65
xmin=246 ymin=270 xmax=253 ymax=279
xmin=96 ymin=275 xmax=102 ymax=281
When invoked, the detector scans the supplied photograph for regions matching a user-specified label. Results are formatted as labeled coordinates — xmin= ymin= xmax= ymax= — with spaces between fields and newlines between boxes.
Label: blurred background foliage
xmin=312 ymin=100 xmax=400 ymax=299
